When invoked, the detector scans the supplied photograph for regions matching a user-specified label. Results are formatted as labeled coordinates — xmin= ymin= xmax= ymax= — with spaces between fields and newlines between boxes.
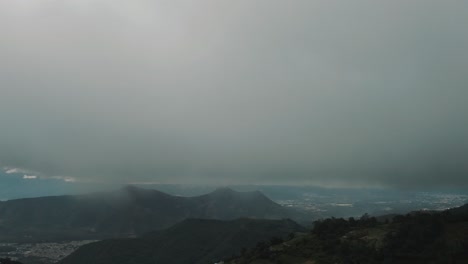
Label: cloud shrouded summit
xmin=1 ymin=0 xmax=467 ymax=187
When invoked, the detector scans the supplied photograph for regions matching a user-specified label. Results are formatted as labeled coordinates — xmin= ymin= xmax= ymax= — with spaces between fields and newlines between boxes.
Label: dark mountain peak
xmin=192 ymin=188 xmax=287 ymax=220
xmin=0 ymin=186 xmax=299 ymax=242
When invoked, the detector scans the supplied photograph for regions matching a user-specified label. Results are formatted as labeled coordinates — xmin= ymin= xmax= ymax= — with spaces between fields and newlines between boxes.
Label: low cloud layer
xmin=1 ymin=1 xmax=467 ymax=187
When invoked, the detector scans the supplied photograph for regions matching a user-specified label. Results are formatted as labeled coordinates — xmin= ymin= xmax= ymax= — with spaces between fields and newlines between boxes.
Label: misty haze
xmin=0 ymin=1 xmax=467 ymax=264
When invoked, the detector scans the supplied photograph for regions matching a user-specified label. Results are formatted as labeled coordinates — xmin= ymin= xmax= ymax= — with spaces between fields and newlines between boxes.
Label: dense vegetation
xmin=60 ymin=218 xmax=304 ymax=264
xmin=227 ymin=204 xmax=468 ymax=264
xmin=0 ymin=258 xmax=22 ymax=264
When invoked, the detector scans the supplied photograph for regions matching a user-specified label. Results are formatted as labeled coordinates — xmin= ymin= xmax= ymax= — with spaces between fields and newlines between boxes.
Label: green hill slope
xmin=59 ymin=218 xmax=305 ymax=264
xmin=225 ymin=205 xmax=468 ymax=264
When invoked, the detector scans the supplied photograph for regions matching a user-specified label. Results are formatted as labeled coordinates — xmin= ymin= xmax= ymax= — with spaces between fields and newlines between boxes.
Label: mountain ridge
xmin=59 ymin=217 xmax=305 ymax=264
xmin=0 ymin=186 xmax=299 ymax=242
xmin=225 ymin=203 xmax=468 ymax=264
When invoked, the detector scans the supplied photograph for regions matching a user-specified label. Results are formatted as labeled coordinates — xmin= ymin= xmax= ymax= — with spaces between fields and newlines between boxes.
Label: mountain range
xmin=0 ymin=186 xmax=300 ymax=242
xmin=59 ymin=203 xmax=468 ymax=264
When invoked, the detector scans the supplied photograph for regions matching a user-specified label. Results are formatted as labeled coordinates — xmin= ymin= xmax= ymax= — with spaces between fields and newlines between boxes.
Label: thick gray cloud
xmin=1 ymin=0 xmax=467 ymax=187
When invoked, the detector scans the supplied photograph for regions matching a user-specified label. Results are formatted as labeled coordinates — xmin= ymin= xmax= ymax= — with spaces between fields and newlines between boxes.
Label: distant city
xmin=0 ymin=241 xmax=95 ymax=263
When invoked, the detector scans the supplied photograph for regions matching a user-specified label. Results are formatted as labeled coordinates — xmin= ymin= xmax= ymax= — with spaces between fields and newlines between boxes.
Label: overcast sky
xmin=1 ymin=0 xmax=467 ymax=188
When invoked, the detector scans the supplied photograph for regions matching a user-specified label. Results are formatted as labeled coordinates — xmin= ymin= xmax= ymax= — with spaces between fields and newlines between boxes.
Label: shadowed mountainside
xmin=224 ymin=204 xmax=468 ymax=264
xmin=0 ymin=186 xmax=300 ymax=242
xmin=59 ymin=218 xmax=305 ymax=264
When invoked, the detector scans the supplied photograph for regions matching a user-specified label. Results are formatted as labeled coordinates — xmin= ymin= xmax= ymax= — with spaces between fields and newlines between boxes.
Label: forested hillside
xmin=226 ymin=204 xmax=468 ymax=264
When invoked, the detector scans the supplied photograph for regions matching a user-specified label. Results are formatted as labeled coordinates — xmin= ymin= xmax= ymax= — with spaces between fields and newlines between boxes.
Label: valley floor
xmin=0 ymin=241 xmax=95 ymax=264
